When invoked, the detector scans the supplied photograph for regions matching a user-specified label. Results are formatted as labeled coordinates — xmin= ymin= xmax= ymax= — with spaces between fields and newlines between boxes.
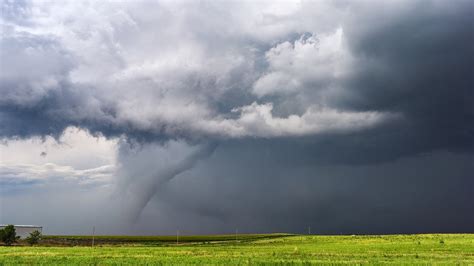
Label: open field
xmin=1 ymin=234 xmax=473 ymax=264
xmin=40 ymin=233 xmax=290 ymax=246
xmin=39 ymin=234 xmax=290 ymax=245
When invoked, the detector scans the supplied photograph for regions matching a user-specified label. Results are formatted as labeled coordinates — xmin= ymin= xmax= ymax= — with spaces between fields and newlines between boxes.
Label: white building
xmin=0 ymin=225 xmax=43 ymax=239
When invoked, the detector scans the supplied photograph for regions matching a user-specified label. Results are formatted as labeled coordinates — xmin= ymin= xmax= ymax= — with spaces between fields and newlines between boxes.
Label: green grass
xmin=41 ymin=233 xmax=290 ymax=245
xmin=1 ymin=234 xmax=473 ymax=264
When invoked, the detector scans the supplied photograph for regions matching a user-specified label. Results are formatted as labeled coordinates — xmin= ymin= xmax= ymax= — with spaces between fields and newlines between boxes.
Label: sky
xmin=0 ymin=0 xmax=473 ymax=235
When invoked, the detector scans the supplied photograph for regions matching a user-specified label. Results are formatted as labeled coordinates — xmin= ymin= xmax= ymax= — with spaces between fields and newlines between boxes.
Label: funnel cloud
xmin=119 ymin=141 xmax=218 ymax=221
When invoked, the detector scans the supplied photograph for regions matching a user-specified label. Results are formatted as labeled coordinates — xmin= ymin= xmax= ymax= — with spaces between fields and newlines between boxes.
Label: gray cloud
xmin=1 ymin=0 xmax=473 ymax=234
xmin=116 ymin=140 xmax=218 ymax=221
xmin=153 ymin=147 xmax=474 ymax=234
xmin=0 ymin=0 xmax=397 ymax=141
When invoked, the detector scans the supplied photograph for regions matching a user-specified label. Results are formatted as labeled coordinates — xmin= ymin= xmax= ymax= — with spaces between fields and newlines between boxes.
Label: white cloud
xmin=0 ymin=127 xmax=117 ymax=188
xmin=200 ymin=102 xmax=391 ymax=138
xmin=1 ymin=127 xmax=117 ymax=168
xmin=0 ymin=0 xmax=394 ymax=140
xmin=253 ymin=28 xmax=351 ymax=97
xmin=0 ymin=162 xmax=114 ymax=186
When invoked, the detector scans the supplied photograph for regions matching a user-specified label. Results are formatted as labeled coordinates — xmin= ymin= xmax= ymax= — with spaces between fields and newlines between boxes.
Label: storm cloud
xmin=0 ymin=0 xmax=473 ymax=234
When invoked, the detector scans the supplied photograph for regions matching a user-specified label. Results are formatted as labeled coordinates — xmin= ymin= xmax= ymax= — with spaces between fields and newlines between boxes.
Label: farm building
xmin=0 ymin=225 xmax=42 ymax=239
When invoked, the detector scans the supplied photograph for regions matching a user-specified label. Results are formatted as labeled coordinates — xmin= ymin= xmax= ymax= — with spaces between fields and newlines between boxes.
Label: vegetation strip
xmin=1 ymin=234 xmax=473 ymax=264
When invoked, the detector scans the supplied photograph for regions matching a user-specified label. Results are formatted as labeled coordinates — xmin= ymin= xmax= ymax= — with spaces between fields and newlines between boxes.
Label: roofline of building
xmin=0 ymin=225 xmax=42 ymax=228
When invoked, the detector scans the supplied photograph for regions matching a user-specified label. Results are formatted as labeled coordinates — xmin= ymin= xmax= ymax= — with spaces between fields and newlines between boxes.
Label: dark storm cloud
xmin=1 ymin=0 xmax=473 ymax=234
xmin=124 ymin=145 xmax=474 ymax=235
xmin=333 ymin=0 xmax=474 ymax=157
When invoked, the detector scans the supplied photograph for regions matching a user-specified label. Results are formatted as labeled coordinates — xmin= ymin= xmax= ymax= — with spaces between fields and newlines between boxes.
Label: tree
xmin=26 ymin=230 xmax=42 ymax=245
xmin=0 ymin=225 xmax=17 ymax=246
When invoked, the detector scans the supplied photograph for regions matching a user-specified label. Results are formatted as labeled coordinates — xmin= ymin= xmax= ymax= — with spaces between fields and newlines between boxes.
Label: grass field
xmin=40 ymin=233 xmax=290 ymax=246
xmin=1 ymin=234 xmax=473 ymax=264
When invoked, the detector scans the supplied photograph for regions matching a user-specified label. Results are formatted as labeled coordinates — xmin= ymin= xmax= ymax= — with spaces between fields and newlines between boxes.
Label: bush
xmin=0 ymin=225 xmax=17 ymax=246
xmin=26 ymin=230 xmax=42 ymax=245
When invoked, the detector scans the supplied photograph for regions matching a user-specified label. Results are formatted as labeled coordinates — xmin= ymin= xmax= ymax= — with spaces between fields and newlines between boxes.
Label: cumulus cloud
xmin=253 ymin=28 xmax=351 ymax=96
xmin=202 ymin=102 xmax=391 ymax=137
xmin=0 ymin=0 xmax=396 ymax=141
xmin=0 ymin=32 xmax=73 ymax=107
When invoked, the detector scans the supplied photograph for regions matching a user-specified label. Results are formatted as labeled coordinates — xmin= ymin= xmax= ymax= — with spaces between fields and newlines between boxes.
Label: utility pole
xmin=176 ymin=230 xmax=179 ymax=245
xmin=92 ymin=226 xmax=95 ymax=247
xmin=235 ymin=229 xmax=238 ymax=243
xmin=308 ymin=226 xmax=311 ymax=235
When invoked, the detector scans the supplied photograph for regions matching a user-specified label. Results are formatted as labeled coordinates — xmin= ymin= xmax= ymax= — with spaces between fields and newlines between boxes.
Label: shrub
xmin=0 ymin=225 xmax=17 ymax=246
xmin=26 ymin=230 xmax=42 ymax=245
